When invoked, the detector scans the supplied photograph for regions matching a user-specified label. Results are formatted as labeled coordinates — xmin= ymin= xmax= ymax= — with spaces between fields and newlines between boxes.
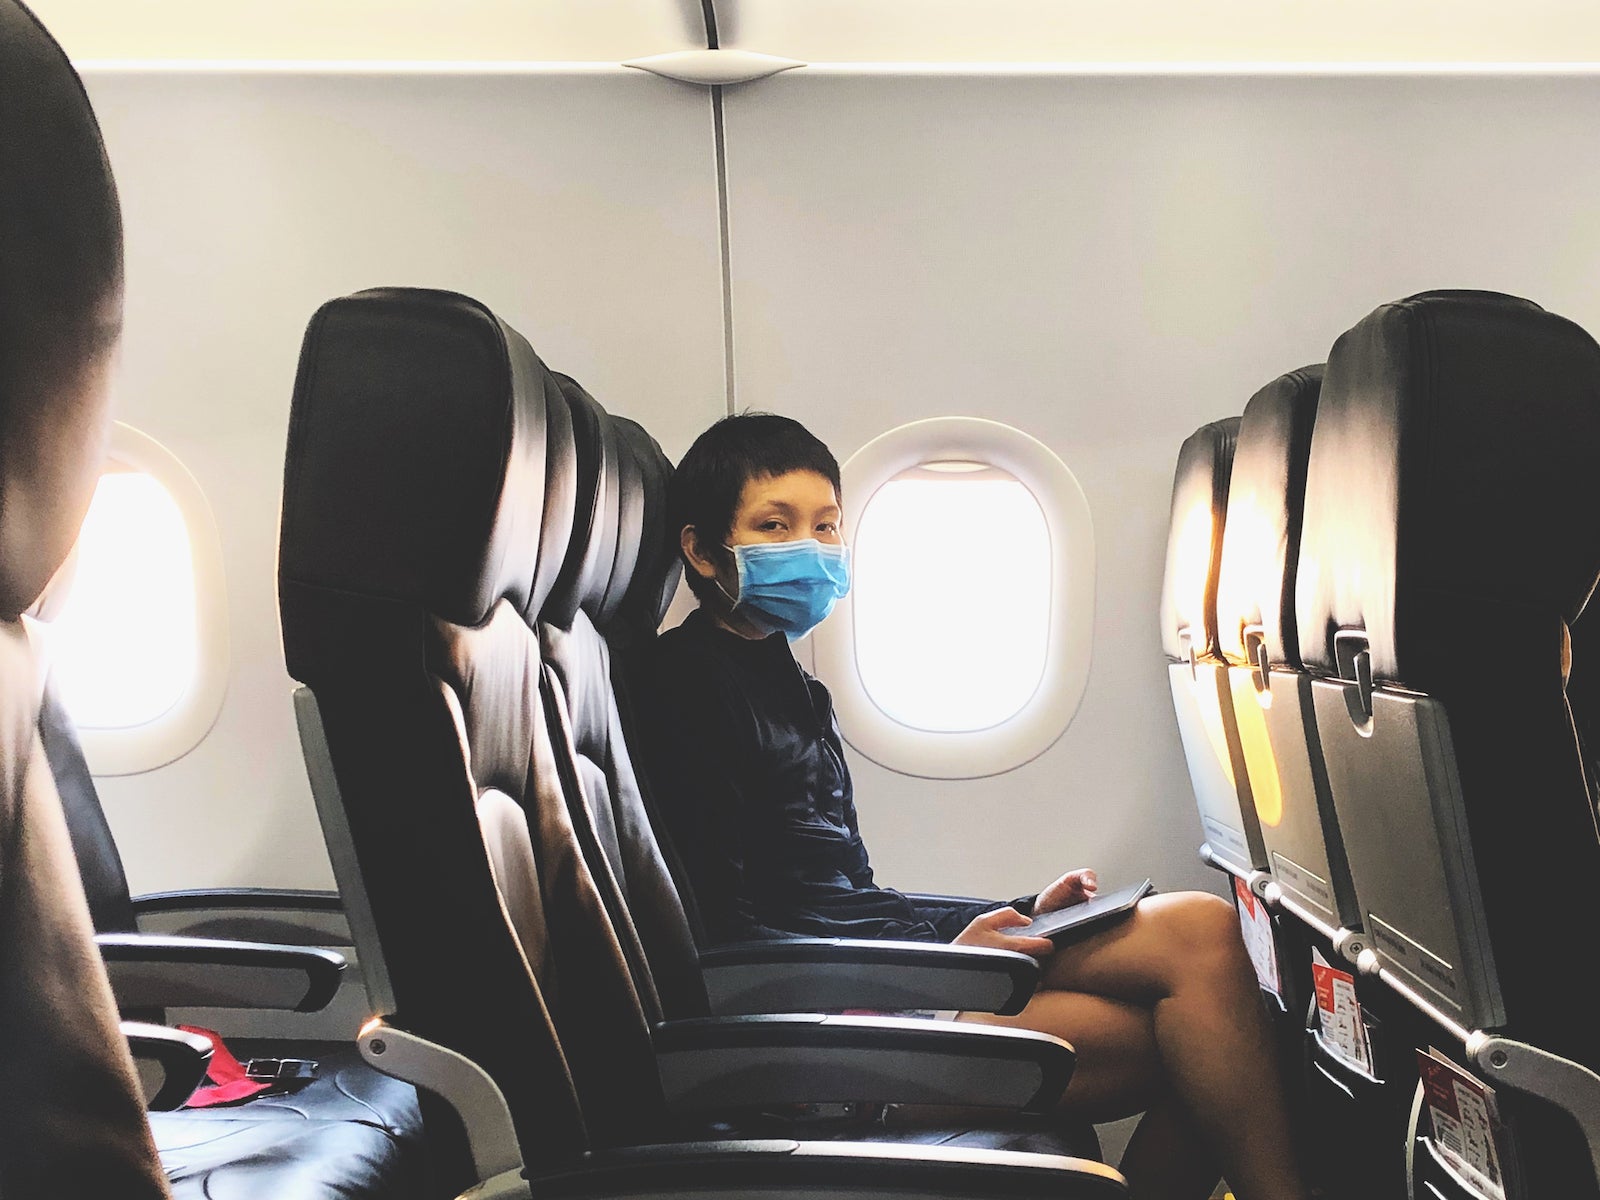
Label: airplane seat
xmin=1158 ymin=417 xmax=1269 ymax=882
xmin=280 ymin=286 xmax=601 ymax=1190
xmin=1213 ymin=366 xmax=1355 ymax=933
xmin=280 ymin=286 xmax=1129 ymax=1197
xmin=33 ymin=677 xmax=427 ymax=1140
xmin=1214 ymin=367 xmax=1417 ymax=1199
xmin=1298 ymin=289 xmax=1600 ymax=1199
xmin=528 ymin=380 xmax=1116 ymax=1163
xmin=538 ymin=388 xmax=709 ymax=1023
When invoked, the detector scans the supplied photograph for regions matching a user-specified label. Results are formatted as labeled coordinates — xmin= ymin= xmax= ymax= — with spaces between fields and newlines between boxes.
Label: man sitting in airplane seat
xmin=634 ymin=414 xmax=1310 ymax=1200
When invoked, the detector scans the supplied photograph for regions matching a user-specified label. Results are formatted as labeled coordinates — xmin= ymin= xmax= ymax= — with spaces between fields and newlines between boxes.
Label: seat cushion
xmin=177 ymin=1045 xmax=422 ymax=1141
xmin=152 ymin=1112 xmax=419 ymax=1200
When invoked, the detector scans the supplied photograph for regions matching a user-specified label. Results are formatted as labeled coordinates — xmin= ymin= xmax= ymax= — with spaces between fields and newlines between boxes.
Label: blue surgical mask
xmin=718 ymin=539 xmax=851 ymax=640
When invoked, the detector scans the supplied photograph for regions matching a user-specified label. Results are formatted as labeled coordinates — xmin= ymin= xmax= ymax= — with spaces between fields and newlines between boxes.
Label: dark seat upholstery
xmin=279 ymin=286 xmax=1126 ymax=1196
xmin=37 ymin=674 xmax=424 ymax=1143
xmin=1298 ymin=289 xmax=1600 ymax=1197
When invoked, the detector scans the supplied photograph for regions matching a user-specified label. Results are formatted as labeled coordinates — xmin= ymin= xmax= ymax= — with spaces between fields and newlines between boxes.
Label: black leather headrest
xmin=1296 ymin=290 xmax=1600 ymax=687
xmin=596 ymin=413 xmax=645 ymax=629
xmin=1159 ymin=418 xmax=1240 ymax=663
xmin=1214 ymin=366 xmax=1322 ymax=670
xmin=279 ymin=289 xmax=551 ymax=634
xmin=0 ymin=0 xmax=123 ymax=620
xmin=541 ymin=376 xmax=620 ymax=629
xmin=608 ymin=417 xmax=682 ymax=641
xmin=534 ymin=369 xmax=578 ymax=617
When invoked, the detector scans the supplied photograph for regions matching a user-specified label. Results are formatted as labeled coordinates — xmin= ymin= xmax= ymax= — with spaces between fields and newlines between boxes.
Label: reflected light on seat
xmin=51 ymin=471 xmax=199 ymax=729
xmin=852 ymin=469 xmax=1050 ymax=732
xmin=1170 ymin=505 xmax=1216 ymax=637
xmin=1229 ymin=669 xmax=1283 ymax=827
xmin=1193 ymin=672 xmax=1238 ymax=788
xmin=1214 ymin=500 xmax=1279 ymax=662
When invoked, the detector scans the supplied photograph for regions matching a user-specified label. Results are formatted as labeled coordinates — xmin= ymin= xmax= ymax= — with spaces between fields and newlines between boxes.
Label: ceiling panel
xmin=720 ymin=0 xmax=1600 ymax=63
xmin=32 ymin=0 xmax=707 ymax=62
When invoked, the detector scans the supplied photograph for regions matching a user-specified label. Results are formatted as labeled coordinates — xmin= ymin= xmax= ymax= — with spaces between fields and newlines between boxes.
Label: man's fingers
xmin=1004 ymin=934 xmax=1055 ymax=958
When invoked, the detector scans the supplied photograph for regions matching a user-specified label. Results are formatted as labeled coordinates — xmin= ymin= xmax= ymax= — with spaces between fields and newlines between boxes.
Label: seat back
xmin=1159 ymin=417 xmax=1263 ymax=876
xmin=1297 ymin=289 xmax=1600 ymax=1054
xmin=0 ymin=2 xmax=167 ymax=1192
xmin=1212 ymin=366 xmax=1361 ymax=935
xmin=39 ymin=677 xmax=140 ymax=933
xmin=538 ymin=386 xmax=708 ymax=1022
xmin=279 ymin=289 xmax=691 ymax=1167
xmin=279 ymin=288 xmax=623 ymax=1171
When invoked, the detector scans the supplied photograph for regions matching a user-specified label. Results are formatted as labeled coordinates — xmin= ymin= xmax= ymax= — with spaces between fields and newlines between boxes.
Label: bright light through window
xmin=52 ymin=470 xmax=199 ymax=730
xmin=851 ymin=463 xmax=1051 ymax=733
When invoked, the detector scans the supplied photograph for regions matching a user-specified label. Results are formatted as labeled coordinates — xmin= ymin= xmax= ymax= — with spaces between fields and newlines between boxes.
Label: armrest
xmin=133 ymin=889 xmax=350 ymax=947
xmin=653 ymin=1014 xmax=1074 ymax=1115
xmin=528 ymin=1143 xmax=1127 ymax=1200
xmin=96 ymin=933 xmax=345 ymax=1013
xmin=699 ymin=939 xmax=1039 ymax=1017
xmin=122 ymin=1020 xmax=212 ymax=1110
xmin=133 ymin=888 xmax=343 ymax=914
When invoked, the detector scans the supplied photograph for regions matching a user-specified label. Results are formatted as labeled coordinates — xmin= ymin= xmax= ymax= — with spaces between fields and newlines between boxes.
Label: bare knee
xmin=1150 ymin=891 xmax=1250 ymax=977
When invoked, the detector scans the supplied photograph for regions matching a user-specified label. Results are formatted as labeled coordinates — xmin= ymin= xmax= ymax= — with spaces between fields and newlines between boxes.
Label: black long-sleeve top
xmin=635 ymin=608 xmax=1027 ymax=946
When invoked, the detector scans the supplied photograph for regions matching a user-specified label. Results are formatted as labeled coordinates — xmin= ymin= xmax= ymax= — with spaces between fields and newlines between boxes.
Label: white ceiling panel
xmin=720 ymin=0 xmax=1600 ymax=63
xmin=33 ymin=0 xmax=707 ymax=62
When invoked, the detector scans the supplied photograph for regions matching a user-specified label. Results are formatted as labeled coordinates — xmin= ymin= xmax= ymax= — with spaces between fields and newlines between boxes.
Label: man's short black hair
xmin=670 ymin=413 xmax=841 ymax=602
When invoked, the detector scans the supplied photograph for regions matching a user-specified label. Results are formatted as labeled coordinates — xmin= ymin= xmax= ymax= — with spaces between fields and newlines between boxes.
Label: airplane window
xmin=812 ymin=417 xmax=1094 ymax=780
xmin=852 ymin=462 xmax=1050 ymax=732
xmin=52 ymin=468 xmax=198 ymax=729
xmin=38 ymin=422 xmax=230 ymax=777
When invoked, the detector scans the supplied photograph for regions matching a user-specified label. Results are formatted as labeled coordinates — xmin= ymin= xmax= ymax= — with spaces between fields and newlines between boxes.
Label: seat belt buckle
xmin=243 ymin=1057 xmax=319 ymax=1083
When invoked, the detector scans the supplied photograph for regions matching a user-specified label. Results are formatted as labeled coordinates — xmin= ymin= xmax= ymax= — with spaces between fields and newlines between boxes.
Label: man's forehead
xmin=738 ymin=470 xmax=839 ymax=510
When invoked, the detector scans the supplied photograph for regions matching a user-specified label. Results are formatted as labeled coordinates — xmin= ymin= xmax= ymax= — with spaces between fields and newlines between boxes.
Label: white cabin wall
xmin=68 ymin=50 xmax=1600 ymax=907
xmin=82 ymin=69 xmax=727 ymax=893
xmin=723 ymin=72 xmax=1600 ymax=901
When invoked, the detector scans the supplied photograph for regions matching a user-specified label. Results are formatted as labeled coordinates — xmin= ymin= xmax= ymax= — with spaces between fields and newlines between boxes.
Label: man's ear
xmin=681 ymin=524 xmax=720 ymax=580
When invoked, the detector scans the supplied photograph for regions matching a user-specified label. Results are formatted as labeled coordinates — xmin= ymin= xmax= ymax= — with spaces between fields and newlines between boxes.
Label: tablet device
xmin=1001 ymin=878 xmax=1155 ymax=944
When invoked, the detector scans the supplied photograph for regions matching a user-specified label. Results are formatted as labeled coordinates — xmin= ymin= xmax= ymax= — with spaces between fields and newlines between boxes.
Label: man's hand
xmin=1035 ymin=868 xmax=1098 ymax=915
xmin=952 ymin=908 xmax=1054 ymax=959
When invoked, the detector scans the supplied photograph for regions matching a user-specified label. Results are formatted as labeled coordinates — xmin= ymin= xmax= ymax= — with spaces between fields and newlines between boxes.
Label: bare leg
xmin=966 ymin=891 xmax=1306 ymax=1200
xmin=1119 ymin=1096 xmax=1225 ymax=1200
xmin=960 ymin=991 xmax=1220 ymax=1199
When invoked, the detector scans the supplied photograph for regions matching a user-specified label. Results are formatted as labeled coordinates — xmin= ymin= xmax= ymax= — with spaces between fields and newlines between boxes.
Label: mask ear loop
xmin=715 ymin=543 xmax=743 ymax=608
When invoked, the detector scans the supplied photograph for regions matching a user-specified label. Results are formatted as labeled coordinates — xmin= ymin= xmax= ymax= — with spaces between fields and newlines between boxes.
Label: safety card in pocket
xmin=1310 ymin=946 xmax=1373 ymax=1075
xmin=1232 ymin=876 xmax=1282 ymax=1005
xmin=1417 ymin=1047 xmax=1509 ymax=1200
